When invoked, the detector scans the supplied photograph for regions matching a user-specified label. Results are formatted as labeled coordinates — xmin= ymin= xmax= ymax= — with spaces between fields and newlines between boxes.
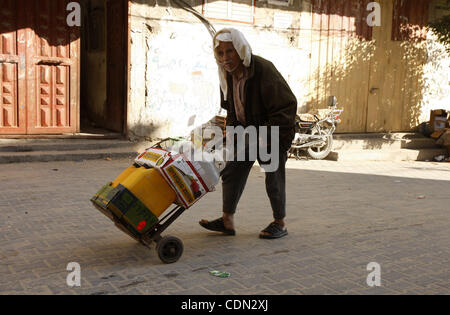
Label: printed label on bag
xmin=135 ymin=148 xmax=171 ymax=168
xmin=166 ymin=165 xmax=195 ymax=204
xmin=160 ymin=155 xmax=208 ymax=208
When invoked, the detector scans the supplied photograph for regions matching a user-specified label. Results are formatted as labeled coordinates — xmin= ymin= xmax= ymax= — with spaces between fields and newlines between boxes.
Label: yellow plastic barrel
xmin=111 ymin=164 xmax=140 ymax=188
xmin=120 ymin=167 xmax=177 ymax=217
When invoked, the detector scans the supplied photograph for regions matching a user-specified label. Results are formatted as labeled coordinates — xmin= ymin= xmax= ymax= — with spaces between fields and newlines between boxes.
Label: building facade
xmin=0 ymin=0 xmax=449 ymax=138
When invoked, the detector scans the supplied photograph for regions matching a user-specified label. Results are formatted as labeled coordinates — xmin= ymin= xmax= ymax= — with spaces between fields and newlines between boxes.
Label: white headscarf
xmin=213 ymin=28 xmax=252 ymax=101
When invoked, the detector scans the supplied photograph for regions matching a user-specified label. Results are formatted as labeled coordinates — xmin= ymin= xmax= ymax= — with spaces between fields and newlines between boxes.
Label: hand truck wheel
xmin=156 ymin=235 xmax=184 ymax=264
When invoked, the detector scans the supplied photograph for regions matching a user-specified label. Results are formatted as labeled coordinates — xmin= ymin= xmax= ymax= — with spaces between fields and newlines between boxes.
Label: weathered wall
xmin=421 ymin=0 xmax=450 ymax=123
xmin=128 ymin=3 xmax=219 ymax=139
xmin=127 ymin=0 xmax=450 ymax=138
xmin=128 ymin=0 xmax=308 ymax=139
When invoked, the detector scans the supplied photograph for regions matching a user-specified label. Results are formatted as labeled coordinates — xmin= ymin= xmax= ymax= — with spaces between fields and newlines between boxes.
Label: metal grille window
xmin=202 ymin=0 xmax=255 ymax=24
xmin=310 ymin=0 xmax=374 ymax=41
xmin=267 ymin=0 xmax=292 ymax=6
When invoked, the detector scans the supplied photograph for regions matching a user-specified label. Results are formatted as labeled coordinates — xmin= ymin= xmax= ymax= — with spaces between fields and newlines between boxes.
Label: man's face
xmin=215 ymin=41 xmax=242 ymax=73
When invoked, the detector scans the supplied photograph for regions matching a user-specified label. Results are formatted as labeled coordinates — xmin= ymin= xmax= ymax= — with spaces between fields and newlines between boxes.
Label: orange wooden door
xmin=0 ymin=0 xmax=26 ymax=134
xmin=0 ymin=0 xmax=80 ymax=135
xmin=26 ymin=0 xmax=80 ymax=134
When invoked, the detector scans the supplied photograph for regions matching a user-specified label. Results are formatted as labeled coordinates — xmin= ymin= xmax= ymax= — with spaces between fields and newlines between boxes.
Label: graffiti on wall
xmin=140 ymin=23 xmax=220 ymax=137
xmin=129 ymin=19 xmax=310 ymax=138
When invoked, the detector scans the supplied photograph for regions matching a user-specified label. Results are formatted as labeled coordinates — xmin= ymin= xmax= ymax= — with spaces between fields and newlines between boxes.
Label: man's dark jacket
xmin=220 ymin=55 xmax=297 ymax=153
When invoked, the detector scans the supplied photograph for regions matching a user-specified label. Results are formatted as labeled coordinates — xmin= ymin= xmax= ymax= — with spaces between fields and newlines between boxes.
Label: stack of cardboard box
xmin=430 ymin=110 xmax=450 ymax=156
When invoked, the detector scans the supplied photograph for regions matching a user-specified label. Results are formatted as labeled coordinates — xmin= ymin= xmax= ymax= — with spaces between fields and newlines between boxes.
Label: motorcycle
xmin=289 ymin=96 xmax=343 ymax=160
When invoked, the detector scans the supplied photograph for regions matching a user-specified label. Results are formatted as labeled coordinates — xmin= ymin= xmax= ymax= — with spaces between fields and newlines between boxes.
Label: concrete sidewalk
xmin=0 ymin=158 xmax=449 ymax=295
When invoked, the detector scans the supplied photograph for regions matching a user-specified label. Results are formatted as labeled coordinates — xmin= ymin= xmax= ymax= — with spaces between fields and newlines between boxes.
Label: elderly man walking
xmin=199 ymin=28 xmax=297 ymax=239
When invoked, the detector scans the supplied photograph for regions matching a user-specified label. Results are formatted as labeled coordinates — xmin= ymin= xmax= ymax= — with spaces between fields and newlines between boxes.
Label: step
xmin=333 ymin=148 xmax=448 ymax=162
xmin=0 ymin=139 xmax=137 ymax=153
xmin=0 ymin=139 xmax=156 ymax=164
xmin=0 ymin=147 xmax=140 ymax=164
xmin=309 ymin=133 xmax=448 ymax=161
xmin=0 ymin=134 xmax=445 ymax=163
xmin=334 ymin=132 xmax=421 ymax=140
xmin=333 ymin=133 xmax=440 ymax=151
xmin=0 ymin=131 xmax=123 ymax=140
xmin=332 ymin=137 xmax=440 ymax=151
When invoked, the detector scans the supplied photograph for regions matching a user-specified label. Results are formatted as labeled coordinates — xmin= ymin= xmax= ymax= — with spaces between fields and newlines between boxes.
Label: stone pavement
xmin=0 ymin=157 xmax=449 ymax=295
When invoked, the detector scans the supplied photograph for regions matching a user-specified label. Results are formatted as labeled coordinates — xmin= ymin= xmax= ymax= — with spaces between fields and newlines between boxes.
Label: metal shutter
xmin=204 ymin=0 xmax=254 ymax=23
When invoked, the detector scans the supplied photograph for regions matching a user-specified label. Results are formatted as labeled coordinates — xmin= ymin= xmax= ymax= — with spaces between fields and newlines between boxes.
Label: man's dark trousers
xmin=220 ymin=148 xmax=288 ymax=220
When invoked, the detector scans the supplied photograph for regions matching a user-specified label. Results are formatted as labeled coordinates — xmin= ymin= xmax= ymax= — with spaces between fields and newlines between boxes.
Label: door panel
xmin=0 ymin=0 xmax=26 ymax=134
xmin=27 ymin=0 xmax=79 ymax=134
xmin=306 ymin=0 xmax=374 ymax=133
xmin=366 ymin=0 xmax=428 ymax=132
xmin=36 ymin=64 xmax=70 ymax=128
xmin=0 ymin=63 xmax=18 ymax=127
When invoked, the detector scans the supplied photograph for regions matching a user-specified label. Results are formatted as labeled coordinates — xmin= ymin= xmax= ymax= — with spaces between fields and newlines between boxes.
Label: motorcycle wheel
xmin=307 ymin=129 xmax=333 ymax=160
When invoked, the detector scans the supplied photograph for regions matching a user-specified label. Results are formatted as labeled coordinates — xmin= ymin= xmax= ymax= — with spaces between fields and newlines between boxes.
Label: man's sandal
xmin=199 ymin=218 xmax=236 ymax=236
xmin=259 ymin=222 xmax=288 ymax=239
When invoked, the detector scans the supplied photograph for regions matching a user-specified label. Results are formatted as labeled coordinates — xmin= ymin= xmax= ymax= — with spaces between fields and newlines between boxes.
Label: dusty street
xmin=0 ymin=158 xmax=449 ymax=295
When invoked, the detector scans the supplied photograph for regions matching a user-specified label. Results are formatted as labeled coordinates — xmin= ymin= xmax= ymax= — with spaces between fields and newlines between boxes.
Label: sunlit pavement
xmin=0 ymin=158 xmax=449 ymax=295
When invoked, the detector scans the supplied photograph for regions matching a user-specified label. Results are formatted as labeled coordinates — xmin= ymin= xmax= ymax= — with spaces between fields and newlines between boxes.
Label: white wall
xmin=128 ymin=16 xmax=220 ymax=139
xmin=420 ymin=32 xmax=450 ymax=123
xmin=127 ymin=1 xmax=306 ymax=139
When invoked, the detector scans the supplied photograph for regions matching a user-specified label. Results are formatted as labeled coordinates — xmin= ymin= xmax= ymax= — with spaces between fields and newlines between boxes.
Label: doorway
xmin=0 ymin=0 xmax=80 ymax=135
xmin=80 ymin=0 xmax=128 ymax=134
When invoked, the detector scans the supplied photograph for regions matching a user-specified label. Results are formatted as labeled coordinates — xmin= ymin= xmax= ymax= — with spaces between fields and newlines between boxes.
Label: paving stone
xmin=0 ymin=159 xmax=449 ymax=295
xmin=203 ymin=279 xmax=246 ymax=294
xmin=298 ymin=284 xmax=339 ymax=295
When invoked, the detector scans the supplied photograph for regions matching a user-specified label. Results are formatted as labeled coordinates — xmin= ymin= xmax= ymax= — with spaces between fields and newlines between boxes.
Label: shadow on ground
xmin=0 ymin=159 xmax=449 ymax=294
